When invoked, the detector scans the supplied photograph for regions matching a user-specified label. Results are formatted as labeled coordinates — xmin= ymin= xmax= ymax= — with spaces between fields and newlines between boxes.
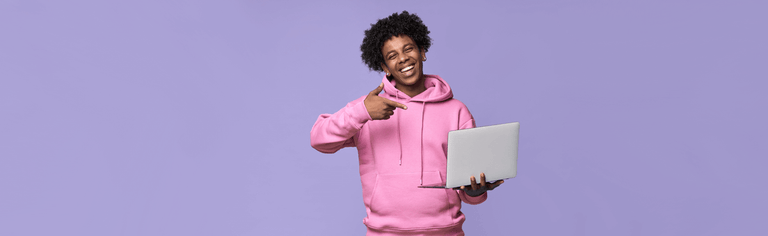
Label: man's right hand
xmin=364 ymin=83 xmax=407 ymax=120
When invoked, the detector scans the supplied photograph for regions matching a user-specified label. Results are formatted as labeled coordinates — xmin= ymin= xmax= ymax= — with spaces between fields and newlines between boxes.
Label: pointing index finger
xmin=381 ymin=98 xmax=407 ymax=110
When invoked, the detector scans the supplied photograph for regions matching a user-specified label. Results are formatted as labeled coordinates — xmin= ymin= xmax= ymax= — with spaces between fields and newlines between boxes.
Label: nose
xmin=397 ymin=52 xmax=409 ymax=64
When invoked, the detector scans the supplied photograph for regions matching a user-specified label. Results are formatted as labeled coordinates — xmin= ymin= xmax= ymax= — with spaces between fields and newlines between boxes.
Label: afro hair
xmin=360 ymin=11 xmax=432 ymax=72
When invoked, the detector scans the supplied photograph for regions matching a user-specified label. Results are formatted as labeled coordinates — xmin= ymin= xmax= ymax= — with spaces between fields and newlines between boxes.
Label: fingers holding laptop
xmin=455 ymin=172 xmax=504 ymax=197
xmin=481 ymin=172 xmax=504 ymax=190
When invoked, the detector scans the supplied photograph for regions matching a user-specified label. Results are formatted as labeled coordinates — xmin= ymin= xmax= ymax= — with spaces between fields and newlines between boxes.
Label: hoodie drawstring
xmin=394 ymin=91 xmax=427 ymax=185
xmin=396 ymin=91 xmax=403 ymax=166
xmin=419 ymin=101 xmax=426 ymax=185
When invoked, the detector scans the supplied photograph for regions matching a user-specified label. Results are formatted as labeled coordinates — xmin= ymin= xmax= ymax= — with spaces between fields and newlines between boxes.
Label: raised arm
xmin=310 ymin=95 xmax=370 ymax=153
xmin=310 ymin=83 xmax=407 ymax=154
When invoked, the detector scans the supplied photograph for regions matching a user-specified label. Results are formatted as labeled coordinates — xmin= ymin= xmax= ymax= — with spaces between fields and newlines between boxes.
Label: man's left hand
xmin=453 ymin=172 xmax=503 ymax=197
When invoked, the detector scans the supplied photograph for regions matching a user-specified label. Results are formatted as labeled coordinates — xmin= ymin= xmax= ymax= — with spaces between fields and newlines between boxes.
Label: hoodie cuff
xmin=458 ymin=190 xmax=488 ymax=205
xmin=352 ymin=99 xmax=373 ymax=124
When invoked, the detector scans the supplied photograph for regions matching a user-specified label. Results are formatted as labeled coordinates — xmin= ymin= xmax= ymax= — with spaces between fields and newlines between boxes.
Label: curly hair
xmin=360 ymin=11 xmax=432 ymax=72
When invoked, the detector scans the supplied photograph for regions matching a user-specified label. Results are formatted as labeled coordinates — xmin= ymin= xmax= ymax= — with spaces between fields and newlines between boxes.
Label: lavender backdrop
xmin=2 ymin=0 xmax=766 ymax=235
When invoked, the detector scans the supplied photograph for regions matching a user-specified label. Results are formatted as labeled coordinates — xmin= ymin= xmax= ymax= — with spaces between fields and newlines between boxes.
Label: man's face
xmin=380 ymin=35 xmax=425 ymax=86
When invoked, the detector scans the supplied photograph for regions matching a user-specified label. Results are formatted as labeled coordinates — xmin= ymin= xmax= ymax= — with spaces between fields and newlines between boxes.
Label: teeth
xmin=401 ymin=66 xmax=414 ymax=72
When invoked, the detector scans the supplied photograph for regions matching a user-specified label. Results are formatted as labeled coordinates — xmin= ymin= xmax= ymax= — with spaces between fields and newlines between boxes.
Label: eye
xmin=388 ymin=54 xmax=396 ymax=60
xmin=405 ymin=47 xmax=413 ymax=52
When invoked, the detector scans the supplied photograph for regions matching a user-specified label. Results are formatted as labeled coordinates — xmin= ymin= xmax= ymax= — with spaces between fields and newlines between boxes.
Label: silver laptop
xmin=419 ymin=122 xmax=519 ymax=189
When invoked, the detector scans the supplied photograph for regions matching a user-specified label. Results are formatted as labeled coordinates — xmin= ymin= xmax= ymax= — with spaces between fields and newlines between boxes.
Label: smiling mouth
xmin=400 ymin=65 xmax=414 ymax=73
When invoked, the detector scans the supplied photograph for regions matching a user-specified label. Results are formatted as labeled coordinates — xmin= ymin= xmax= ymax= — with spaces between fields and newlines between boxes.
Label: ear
xmin=421 ymin=49 xmax=426 ymax=59
xmin=381 ymin=63 xmax=391 ymax=75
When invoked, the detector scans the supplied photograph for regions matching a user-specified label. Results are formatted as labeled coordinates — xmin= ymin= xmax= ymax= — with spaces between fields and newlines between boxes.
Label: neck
xmin=395 ymin=74 xmax=427 ymax=98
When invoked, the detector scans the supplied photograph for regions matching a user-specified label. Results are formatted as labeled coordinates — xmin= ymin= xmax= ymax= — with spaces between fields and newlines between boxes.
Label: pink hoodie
xmin=310 ymin=74 xmax=486 ymax=235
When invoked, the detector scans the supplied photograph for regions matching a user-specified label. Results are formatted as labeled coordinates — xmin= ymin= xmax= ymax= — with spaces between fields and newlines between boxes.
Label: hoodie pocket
xmin=367 ymin=171 xmax=454 ymax=229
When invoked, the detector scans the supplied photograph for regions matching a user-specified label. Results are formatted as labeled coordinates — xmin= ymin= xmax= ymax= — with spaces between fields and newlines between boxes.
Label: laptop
xmin=419 ymin=122 xmax=519 ymax=189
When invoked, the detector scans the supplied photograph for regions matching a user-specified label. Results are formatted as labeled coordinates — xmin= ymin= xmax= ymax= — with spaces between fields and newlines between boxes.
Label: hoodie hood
xmin=382 ymin=74 xmax=453 ymax=103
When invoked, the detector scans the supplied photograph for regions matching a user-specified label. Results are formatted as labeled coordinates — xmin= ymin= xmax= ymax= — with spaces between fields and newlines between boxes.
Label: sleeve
xmin=310 ymin=96 xmax=372 ymax=154
xmin=454 ymin=104 xmax=488 ymax=205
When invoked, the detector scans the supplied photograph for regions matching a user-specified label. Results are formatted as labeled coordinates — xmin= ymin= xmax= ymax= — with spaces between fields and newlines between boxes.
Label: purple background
xmin=2 ymin=0 xmax=766 ymax=235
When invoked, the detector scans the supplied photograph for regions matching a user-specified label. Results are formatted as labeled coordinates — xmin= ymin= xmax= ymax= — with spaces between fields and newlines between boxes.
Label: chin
xmin=396 ymin=76 xmax=420 ymax=86
xmin=404 ymin=71 xmax=424 ymax=82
